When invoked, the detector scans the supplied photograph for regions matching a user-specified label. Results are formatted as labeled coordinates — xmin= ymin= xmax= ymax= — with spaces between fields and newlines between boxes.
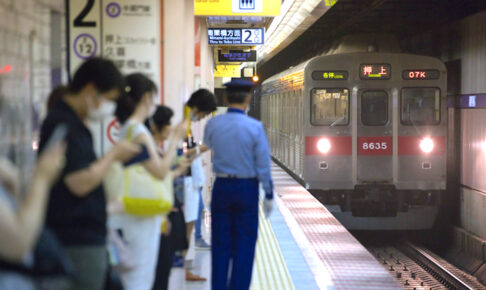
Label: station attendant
xmin=203 ymin=79 xmax=274 ymax=290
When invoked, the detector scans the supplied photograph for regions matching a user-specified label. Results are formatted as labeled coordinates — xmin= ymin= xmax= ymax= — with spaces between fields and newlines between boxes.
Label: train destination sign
xmin=208 ymin=28 xmax=264 ymax=45
xmin=360 ymin=64 xmax=391 ymax=80
xmin=218 ymin=50 xmax=257 ymax=62
xmin=312 ymin=71 xmax=348 ymax=80
xmin=402 ymin=69 xmax=440 ymax=80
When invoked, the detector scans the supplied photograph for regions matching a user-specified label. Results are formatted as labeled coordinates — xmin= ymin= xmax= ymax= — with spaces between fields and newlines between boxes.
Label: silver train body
xmin=259 ymin=52 xmax=447 ymax=230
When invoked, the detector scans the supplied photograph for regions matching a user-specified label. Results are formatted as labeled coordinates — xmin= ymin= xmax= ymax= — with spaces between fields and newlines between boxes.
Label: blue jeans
xmin=195 ymin=187 xmax=204 ymax=241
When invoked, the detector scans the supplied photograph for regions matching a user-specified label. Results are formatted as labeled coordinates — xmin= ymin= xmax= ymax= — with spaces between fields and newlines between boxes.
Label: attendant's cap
xmin=223 ymin=78 xmax=254 ymax=93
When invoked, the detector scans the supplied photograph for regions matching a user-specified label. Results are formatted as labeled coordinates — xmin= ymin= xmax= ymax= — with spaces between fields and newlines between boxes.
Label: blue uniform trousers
xmin=211 ymin=178 xmax=259 ymax=290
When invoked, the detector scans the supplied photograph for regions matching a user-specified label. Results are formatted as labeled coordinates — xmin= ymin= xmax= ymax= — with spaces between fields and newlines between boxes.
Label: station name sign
xmin=218 ymin=50 xmax=257 ymax=62
xmin=208 ymin=28 xmax=264 ymax=45
xmin=360 ymin=64 xmax=391 ymax=80
xmin=312 ymin=70 xmax=348 ymax=80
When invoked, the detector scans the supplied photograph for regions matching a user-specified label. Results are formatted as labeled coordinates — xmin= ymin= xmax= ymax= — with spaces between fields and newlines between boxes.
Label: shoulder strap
xmin=126 ymin=124 xmax=136 ymax=141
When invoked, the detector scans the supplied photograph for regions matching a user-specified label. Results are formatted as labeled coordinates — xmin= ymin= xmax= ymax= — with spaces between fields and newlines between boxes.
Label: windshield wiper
xmin=329 ymin=115 xmax=345 ymax=127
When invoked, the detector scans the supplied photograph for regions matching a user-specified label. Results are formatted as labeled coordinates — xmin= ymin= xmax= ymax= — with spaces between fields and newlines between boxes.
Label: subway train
xmin=255 ymin=35 xmax=447 ymax=230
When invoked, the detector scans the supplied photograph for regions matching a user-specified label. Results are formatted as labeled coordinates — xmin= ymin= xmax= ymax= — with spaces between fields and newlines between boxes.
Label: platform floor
xmin=168 ymin=163 xmax=401 ymax=289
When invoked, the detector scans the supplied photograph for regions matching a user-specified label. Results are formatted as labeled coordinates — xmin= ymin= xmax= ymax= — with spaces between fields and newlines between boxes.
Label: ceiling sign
xmin=195 ymin=0 xmax=280 ymax=16
xmin=214 ymin=65 xmax=241 ymax=77
xmin=208 ymin=28 xmax=263 ymax=45
xmin=218 ymin=50 xmax=256 ymax=62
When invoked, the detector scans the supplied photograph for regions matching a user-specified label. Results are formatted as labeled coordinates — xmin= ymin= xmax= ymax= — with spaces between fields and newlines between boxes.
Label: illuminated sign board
xmin=195 ymin=0 xmax=280 ymax=16
xmin=218 ymin=50 xmax=256 ymax=62
xmin=360 ymin=64 xmax=391 ymax=80
xmin=312 ymin=71 xmax=348 ymax=80
xmin=402 ymin=70 xmax=440 ymax=80
xmin=214 ymin=65 xmax=241 ymax=77
xmin=208 ymin=28 xmax=264 ymax=45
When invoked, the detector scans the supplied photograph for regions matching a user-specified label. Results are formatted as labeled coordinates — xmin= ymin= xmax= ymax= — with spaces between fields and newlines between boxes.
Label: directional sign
xmin=67 ymin=0 xmax=161 ymax=155
xmin=208 ymin=28 xmax=264 ymax=45
xmin=218 ymin=50 xmax=256 ymax=62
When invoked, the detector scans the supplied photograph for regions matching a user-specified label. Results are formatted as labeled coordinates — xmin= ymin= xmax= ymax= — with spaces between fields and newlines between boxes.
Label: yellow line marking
xmin=250 ymin=203 xmax=294 ymax=290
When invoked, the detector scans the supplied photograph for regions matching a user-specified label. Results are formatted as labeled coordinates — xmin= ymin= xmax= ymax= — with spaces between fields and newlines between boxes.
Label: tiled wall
xmin=0 ymin=0 xmax=65 ymax=179
xmin=402 ymin=11 xmax=486 ymax=240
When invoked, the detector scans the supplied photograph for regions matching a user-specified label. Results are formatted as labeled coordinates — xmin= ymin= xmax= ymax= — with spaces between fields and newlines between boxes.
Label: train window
xmin=361 ymin=91 xmax=388 ymax=126
xmin=401 ymin=88 xmax=440 ymax=125
xmin=311 ymin=88 xmax=349 ymax=126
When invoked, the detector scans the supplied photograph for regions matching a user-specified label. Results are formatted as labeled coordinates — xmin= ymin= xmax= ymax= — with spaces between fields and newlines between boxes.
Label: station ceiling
xmin=258 ymin=0 xmax=486 ymax=81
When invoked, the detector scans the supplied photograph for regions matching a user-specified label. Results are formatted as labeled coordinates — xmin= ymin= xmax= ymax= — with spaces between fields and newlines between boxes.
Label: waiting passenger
xmin=38 ymin=57 xmax=140 ymax=290
xmin=183 ymin=88 xmax=217 ymax=281
xmin=0 ymin=143 xmax=65 ymax=290
xmin=148 ymin=105 xmax=192 ymax=290
xmin=203 ymin=79 xmax=274 ymax=290
xmin=112 ymin=74 xmax=187 ymax=290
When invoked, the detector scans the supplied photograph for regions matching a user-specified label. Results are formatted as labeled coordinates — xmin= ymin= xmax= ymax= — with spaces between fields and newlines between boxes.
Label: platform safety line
xmin=259 ymin=205 xmax=287 ymax=290
xmin=274 ymin=193 xmax=335 ymax=289
xmin=250 ymin=201 xmax=294 ymax=290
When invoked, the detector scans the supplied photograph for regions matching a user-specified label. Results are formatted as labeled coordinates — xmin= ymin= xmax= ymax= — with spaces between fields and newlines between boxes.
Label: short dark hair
xmin=226 ymin=91 xmax=250 ymax=104
xmin=115 ymin=73 xmax=157 ymax=124
xmin=70 ymin=57 xmax=124 ymax=94
xmin=145 ymin=105 xmax=173 ymax=131
xmin=187 ymin=89 xmax=217 ymax=113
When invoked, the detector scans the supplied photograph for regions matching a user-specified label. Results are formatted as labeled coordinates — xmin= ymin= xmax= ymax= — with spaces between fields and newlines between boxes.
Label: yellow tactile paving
xmin=250 ymin=204 xmax=294 ymax=290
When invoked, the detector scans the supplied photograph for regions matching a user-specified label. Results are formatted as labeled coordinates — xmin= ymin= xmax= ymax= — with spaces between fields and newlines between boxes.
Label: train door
xmin=357 ymin=90 xmax=393 ymax=183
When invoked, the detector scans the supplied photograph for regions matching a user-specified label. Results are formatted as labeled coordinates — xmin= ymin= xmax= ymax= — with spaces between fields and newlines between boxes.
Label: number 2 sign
xmin=241 ymin=28 xmax=264 ymax=45
xmin=67 ymin=0 xmax=102 ymax=78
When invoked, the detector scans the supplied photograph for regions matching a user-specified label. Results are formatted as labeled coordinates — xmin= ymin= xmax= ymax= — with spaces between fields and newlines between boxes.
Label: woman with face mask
xmin=112 ymin=74 xmax=187 ymax=290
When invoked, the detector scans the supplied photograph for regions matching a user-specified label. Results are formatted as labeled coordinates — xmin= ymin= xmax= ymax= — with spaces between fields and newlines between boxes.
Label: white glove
xmin=263 ymin=198 xmax=274 ymax=218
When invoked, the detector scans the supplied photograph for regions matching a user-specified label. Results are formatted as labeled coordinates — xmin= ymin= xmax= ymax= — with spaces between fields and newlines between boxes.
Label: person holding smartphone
xmin=0 ymin=141 xmax=65 ymax=289
xmin=112 ymin=74 xmax=187 ymax=290
xmin=38 ymin=58 xmax=140 ymax=290
xmin=182 ymin=89 xmax=217 ymax=282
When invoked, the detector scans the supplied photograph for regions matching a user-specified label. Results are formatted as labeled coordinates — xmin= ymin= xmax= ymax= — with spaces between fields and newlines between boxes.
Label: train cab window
xmin=361 ymin=91 xmax=388 ymax=126
xmin=311 ymin=88 xmax=349 ymax=126
xmin=401 ymin=88 xmax=440 ymax=125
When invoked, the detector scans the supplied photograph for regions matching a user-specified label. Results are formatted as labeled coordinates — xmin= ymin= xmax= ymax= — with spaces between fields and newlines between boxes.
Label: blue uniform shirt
xmin=203 ymin=108 xmax=273 ymax=198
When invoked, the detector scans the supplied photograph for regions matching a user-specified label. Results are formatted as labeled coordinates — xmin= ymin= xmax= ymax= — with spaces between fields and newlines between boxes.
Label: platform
xmin=169 ymin=163 xmax=401 ymax=289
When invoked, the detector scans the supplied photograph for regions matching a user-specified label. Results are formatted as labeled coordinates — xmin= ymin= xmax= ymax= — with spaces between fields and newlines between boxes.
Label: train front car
xmin=261 ymin=51 xmax=447 ymax=230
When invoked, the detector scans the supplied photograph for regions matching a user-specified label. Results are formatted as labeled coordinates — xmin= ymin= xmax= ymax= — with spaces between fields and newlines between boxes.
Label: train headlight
xmin=420 ymin=137 xmax=434 ymax=153
xmin=317 ymin=138 xmax=331 ymax=154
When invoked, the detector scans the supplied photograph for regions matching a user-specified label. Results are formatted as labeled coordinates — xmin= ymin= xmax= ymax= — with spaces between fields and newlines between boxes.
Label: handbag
xmin=104 ymin=124 xmax=174 ymax=216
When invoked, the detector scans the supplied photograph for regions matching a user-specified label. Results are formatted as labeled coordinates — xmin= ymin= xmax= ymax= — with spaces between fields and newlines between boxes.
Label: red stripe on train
xmin=305 ymin=136 xmax=446 ymax=156
xmin=398 ymin=136 xmax=445 ymax=155
xmin=305 ymin=136 xmax=352 ymax=155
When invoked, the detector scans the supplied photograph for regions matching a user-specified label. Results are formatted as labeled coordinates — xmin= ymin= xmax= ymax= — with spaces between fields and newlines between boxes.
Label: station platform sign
xmin=208 ymin=28 xmax=264 ymax=45
xmin=195 ymin=0 xmax=280 ymax=16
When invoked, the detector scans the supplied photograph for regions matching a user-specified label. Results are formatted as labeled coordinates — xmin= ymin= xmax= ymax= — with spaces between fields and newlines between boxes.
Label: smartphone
xmin=44 ymin=124 xmax=68 ymax=149
xmin=123 ymin=145 xmax=150 ymax=166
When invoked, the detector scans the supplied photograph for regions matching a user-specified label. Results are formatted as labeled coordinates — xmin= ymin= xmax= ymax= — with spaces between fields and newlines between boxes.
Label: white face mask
xmin=87 ymin=98 xmax=116 ymax=121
